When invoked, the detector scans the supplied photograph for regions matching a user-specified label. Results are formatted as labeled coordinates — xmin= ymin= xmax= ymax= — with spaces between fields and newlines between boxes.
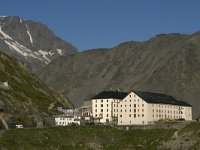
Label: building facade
xmin=90 ymin=91 xmax=192 ymax=125
xmin=91 ymin=91 xmax=128 ymax=123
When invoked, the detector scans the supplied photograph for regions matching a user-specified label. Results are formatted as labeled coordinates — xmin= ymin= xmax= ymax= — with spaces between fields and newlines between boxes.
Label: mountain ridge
xmin=0 ymin=16 xmax=77 ymax=71
xmin=37 ymin=32 xmax=200 ymax=118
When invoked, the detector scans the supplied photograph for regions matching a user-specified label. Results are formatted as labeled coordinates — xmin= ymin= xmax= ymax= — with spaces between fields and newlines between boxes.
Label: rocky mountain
xmin=37 ymin=32 xmax=200 ymax=118
xmin=0 ymin=16 xmax=77 ymax=71
xmin=0 ymin=50 xmax=73 ymax=127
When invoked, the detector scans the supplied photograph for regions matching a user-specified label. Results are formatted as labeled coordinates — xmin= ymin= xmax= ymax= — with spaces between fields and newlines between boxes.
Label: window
xmin=134 ymin=104 xmax=136 ymax=107
xmin=121 ymin=105 xmax=122 ymax=107
xmin=125 ymin=105 xmax=127 ymax=107
xmin=134 ymin=114 xmax=136 ymax=118
xmin=101 ymin=104 xmax=103 ymax=107
xmin=134 ymin=109 xmax=136 ymax=113
xmin=142 ymin=114 xmax=144 ymax=117
xmin=101 ymin=109 xmax=103 ymax=112
xmin=95 ymin=100 xmax=97 ymax=103
xmin=101 ymin=100 xmax=103 ymax=102
xmin=121 ymin=109 xmax=122 ymax=112
xmin=142 ymin=104 xmax=144 ymax=107
xmin=95 ymin=104 xmax=97 ymax=107
xmin=138 ymin=114 xmax=140 ymax=117
xmin=130 ymin=109 xmax=131 ymax=112
xmin=125 ymin=109 xmax=126 ymax=112
xmin=129 ymin=114 xmax=131 ymax=117
xmin=120 ymin=115 xmax=122 ymax=117
xmin=107 ymin=104 xmax=109 ymax=107
xmin=107 ymin=114 xmax=109 ymax=117
xmin=130 ymin=104 xmax=131 ymax=107
xmin=107 ymin=100 xmax=108 ymax=102
xmin=142 ymin=109 xmax=144 ymax=112
xmin=130 ymin=100 xmax=131 ymax=102
xmin=107 ymin=109 xmax=108 ymax=112
xmin=95 ymin=109 xmax=97 ymax=112
xmin=130 ymin=95 xmax=131 ymax=97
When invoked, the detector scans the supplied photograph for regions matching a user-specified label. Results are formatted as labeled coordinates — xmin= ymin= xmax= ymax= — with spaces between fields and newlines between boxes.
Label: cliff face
xmin=37 ymin=32 xmax=200 ymax=117
xmin=0 ymin=16 xmax=77 ymax=71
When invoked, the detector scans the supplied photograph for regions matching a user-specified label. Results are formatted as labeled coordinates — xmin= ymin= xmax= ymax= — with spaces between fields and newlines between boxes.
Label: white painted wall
xmin=117 ymin=92 xmax=193 ymax=125
xmin=92 ymin=98 xmax=120 ymax=123
xmin=55 ymin=117 xmax=80 ymax=126
xmin=118 ymin=92 xmax=148 ymax=125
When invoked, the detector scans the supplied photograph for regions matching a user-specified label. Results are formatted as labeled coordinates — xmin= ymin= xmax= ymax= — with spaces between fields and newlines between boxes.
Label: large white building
xmin=90 ymin=91 xmax=192 ymax=125
xmin=91 ymin=91 xmax=127 ymax=123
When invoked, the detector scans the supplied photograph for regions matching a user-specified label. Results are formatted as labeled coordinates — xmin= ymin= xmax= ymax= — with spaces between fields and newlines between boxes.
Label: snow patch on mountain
xmin=56 ymin=49 xmax=63 ymax=55
xmin=38 ymin=50 xmax=51 ymax=63
xmin=25 ymin=24 xmax=33 ymax=44
xmin=0 ymin=26 xmax=13 ymax=40
xmin=49 ymin=51 xmax=54 ymax=56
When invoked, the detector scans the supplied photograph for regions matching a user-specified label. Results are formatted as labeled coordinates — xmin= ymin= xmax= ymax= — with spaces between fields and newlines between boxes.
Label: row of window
xmin=152 ymin=114 xmax=183 ymax=119
xmin=95 ymin=104 xmax=145 ymax=108
xmin=152 ymin=104 xmax=183 ymax=109
xmin=95 ymin=100 xmax=120 ymax=103
xmin=119 ymin=114 xmax=144 ymax=118
xmin=120 ymin=104 xmax=144 ymax=107
xmin=152 ymin=109 xmax=182 ymax=114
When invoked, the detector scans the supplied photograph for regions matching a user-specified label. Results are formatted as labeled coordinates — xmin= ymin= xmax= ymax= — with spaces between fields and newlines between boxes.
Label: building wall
xmin=181 ymin=106 xmax=192 ymax=120
xmin=117 ymin=92 xmax=193 ymax=125
xmin=92 ymin=98 xmax=120 ymax=123
xmin=118 ymin=92 xmax=148 ymax=125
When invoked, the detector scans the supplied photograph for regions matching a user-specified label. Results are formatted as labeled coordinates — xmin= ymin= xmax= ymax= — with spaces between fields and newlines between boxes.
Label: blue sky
xmin=1 ymin=0 xmax=200 ymax=51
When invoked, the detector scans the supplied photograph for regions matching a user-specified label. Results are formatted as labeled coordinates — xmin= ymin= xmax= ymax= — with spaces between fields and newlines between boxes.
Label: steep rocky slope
xmin=0 ymin=50 xmax=73 ymax=127
xmin=37 ymin=32 xmax=200 ymax=117
xmin=0 ymin=16 xmax=77 ymax=71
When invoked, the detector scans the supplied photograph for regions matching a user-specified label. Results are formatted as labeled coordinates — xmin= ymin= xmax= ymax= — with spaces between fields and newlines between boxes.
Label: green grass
xmin=0 ymin=126 xmax=176 ymax=150
xmin=179 ymin=122 xmax=200 ymax=134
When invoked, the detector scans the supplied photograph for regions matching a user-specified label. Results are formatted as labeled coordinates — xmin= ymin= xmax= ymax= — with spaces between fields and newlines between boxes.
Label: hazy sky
xmin=1 ymin=0 xmax=200 ymax=51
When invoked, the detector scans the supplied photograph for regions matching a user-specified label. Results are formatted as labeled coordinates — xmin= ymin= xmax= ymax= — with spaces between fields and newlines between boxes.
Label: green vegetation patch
xmin=0 ymin=126 xmax=175 ymax=150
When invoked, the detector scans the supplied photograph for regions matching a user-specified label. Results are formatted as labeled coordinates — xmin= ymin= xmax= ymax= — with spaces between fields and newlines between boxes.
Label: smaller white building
xmin=55 ymin=115 xmax=80 ymax=126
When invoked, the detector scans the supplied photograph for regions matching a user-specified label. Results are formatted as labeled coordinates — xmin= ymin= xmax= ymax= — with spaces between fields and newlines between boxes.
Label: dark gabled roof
xmin=176 ymin=101 xmax=192 ymax=107
xmin=92 ymin=91 xmax=128 ymax=100
xmin=134 ymin=91 xmax=192 ymax=107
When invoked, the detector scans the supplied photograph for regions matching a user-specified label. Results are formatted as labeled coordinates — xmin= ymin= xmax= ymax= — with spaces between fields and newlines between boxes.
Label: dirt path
xmin=48 ymin=102 xmax=56 ymax=110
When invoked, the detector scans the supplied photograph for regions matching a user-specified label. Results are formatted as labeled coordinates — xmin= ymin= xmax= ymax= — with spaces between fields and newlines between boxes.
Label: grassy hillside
xmin=0 ymin=125 xmax=175 ymax=150
xmin=158 ymin=122 xmax=200 ymax=149
xmin=0 ymin=50 xmax=73 ymax=127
